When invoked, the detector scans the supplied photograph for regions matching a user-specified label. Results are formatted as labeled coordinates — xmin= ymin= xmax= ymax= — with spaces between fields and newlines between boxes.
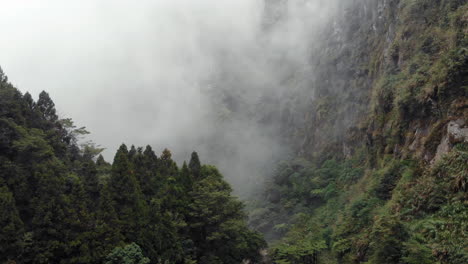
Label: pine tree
xmin=128 ymin=145 xmax=137 ymax=161
xmin=160 ymin=148 xmax=177 ymax=176
xmin=139 ymin=145 xmax=160 ymax=199
xmin=180 ymin=162 xmax=193 ymax=193
xmin=95 ymin=184 xmax=124 ymax=260
xmin=63 ymin=174 xmax=94 ymax=263
xmin=23 ymin=92 xmax=35 ymax=110
xmin=96 ymin=154 xmax=108 ymax=166
xmin=36 ymin=91 xmax=58 ymax=122
xmin=0 ymin=66 xmax=7 ymax=83
xmin=29 ymin=160 xmax=68 ymax=263
xmin=105 ymin=243 xmax=150 ymax=264
xmin=108 ymin=144 xmax=147 ymax=243
xmin=189 ymin=152 xmax=201 ymax=179
xmin=0 ymin=185 xmax=24 ymax=262
xmin=132 ymin=147 xmax=149 ymax=197
xmin=188 ymin=165 xmax=266 ymax=263
xmin=79 ymin=159 xmax=100 ymax=211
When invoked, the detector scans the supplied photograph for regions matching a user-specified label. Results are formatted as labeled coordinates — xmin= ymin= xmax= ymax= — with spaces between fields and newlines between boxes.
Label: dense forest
xmin=0 ymin=68 xmax=265 ymax=263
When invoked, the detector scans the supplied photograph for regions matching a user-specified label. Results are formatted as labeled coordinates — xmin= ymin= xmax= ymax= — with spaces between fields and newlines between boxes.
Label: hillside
xmin=248 ymin=0 xmax=467 ymax=263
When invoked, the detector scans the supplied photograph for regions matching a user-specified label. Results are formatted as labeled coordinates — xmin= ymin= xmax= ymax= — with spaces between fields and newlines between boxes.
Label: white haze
xmin=0 ymin=0 xmax=341 ymax=196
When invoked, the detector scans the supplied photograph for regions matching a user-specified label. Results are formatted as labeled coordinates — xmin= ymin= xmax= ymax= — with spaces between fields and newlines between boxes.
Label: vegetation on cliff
xmin=250 ymin=0 xmax=467 ymax=263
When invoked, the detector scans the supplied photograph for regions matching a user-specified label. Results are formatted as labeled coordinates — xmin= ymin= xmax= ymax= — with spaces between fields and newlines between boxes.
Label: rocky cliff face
xmin=203 ymin=0 xmax=466 ymax=201
xmin=277 ymin=0 xmax=467 ymax=164
xmin=248 ymin=1 xmax=467 ymax=263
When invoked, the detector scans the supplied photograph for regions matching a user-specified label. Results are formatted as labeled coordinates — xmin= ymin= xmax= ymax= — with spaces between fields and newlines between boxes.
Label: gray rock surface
xmin=448 ymin=119 xmax=468 ymax=144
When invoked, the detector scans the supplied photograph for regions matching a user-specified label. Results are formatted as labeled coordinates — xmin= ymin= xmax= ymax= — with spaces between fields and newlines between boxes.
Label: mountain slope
xmin=250 ymin=0 xmax=467 ymax=263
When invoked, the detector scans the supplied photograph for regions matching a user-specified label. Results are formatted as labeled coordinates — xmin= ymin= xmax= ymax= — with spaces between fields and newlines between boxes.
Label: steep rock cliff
xmin=251 ymin=1 xmax=467 ymax=263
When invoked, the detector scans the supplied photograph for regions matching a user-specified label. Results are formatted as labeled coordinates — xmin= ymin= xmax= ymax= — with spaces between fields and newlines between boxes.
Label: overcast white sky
xmin=0 ymin=0 xmax=263 ymax=160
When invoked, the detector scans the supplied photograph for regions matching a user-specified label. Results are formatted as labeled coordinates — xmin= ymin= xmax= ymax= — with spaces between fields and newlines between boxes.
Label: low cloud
xmin=0 ymin=0 xmax=342 ymax=197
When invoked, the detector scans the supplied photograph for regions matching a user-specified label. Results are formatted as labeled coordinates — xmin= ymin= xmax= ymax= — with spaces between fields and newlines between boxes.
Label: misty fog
xmin=0 ymin=0 xmax=342 ymax=196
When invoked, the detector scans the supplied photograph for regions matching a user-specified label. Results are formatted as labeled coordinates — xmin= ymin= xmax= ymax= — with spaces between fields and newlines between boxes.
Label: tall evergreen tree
xmin=96 ymin=184 xmax=124 ymax=260
xmin=108 ymin=144 xmax=146 ymax=243
xmin=139 ymin=145 xmax=160 ymax=199
xmin=23 ymin=92 xmax=35 ymax=110
xmin=0 ymin=66 xmax=6 ymax=82
xmin=160 ymin=148 xmax=177 ymax=175
xmin=63 ymin=174 xmax=94 ymax=263
xmin=36 ymin=91 xmax=58 ymax=122
xmin=188 ymin=165 xmax=266 ymax=263
xmin=189 ymin=151 xmax=201 ymax=179
xmin=180 ymin=161 xmax=193 ymax=193
xmin=128 ymin=145 xmax=137 ymax=161
xmin=0 ymin=185 xmax=24 ymax=262
xmin=79 ymin=159 xmax=100 ymax=211
xmin=29 ymin=160 xmax=68 ymax=263
xmin=96 ymin=154 xmax=108 ymax=166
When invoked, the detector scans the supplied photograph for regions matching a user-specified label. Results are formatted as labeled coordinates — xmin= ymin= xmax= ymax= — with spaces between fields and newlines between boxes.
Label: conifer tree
xmin=23 ymin=92 xmax=35 ymax=110
xmin=29 ymin=161 xmax=68 ymax=263
xmin=139 ymin=145 xmax=160 ymax=199
xmin=108 ymin=144 xmax=146 ymax=243
xmin=36 ymin=91 xmax=58 ymax=122
xmin=160 ymin=148 xmax=177 ymax=174
xmin=132 ymin=147 xmax=148 ymax=195
xmin=79 ymin=159 xmax=100 ymax=211
xmin=180 ymin=162 xmax=193 ymax=193
xmin=63 ymin=174 xmax=94 ymax=263
xmin=96 ymin=154 xmax=108 ymax=166
xmin=143 ymin=145 xmax=158 ymax=166
xmin=128 ymin=145 xmax=137 ymax=161
xmin=96 ymin=184 xmax=124 ymax=259
xmin=189 ymin=151 xmax=201 ymax=179
xmin=0 ymin=66 xmax=6 ymax=83
xmin=0 ymin=185 xmax=24 ymax=262
xmin=188 ymin=165 xmax=266 ymax=263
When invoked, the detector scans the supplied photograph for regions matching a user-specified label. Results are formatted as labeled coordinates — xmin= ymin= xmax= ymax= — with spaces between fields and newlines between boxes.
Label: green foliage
xmin=108 ymin=144 xmax=147 ymax=243
xmin=36 ymin=91 xmax=58 ymax=122
xmin=189 ymin=151 xmax=201 ymax=179
xmin=373 ymin=160 xmax=405 ymax=200
xmin=271 ymin=213 xmax=327 ymax=264
xmin=368 ymin=216 xmax=406 ymax=264
xmin=263 ymin=143 xmax=466 ymax=264
xmin=105 ymin=243 xmax=150 ymax=264
xmin=402 ymin=235 xmax=437 ymax=264
xmin=188 ymin=165 xmax=266 ymax=263
xmin=0 ymin=185 xmax=24 ymax=263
